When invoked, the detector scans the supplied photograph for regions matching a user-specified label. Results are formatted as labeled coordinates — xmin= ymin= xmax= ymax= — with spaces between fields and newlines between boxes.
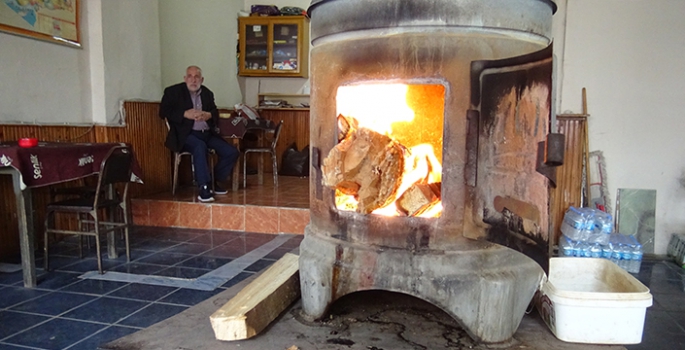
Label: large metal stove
xmin=299 ymin=0 xmax=560 ymax=344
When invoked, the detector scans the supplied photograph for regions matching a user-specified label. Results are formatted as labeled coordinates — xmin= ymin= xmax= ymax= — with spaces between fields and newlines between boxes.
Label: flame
xmin=334 ymin=83 xmax=445 ymax=217
xmin=335 ymin=189 xmax=359 ymax=212
xmin=400 ymin=144 xmax=442 ymax=190
xmin=418 ymin=202 xmax=443 ymax=218
xmin=337 ymin=84 xmax=415 ymax=135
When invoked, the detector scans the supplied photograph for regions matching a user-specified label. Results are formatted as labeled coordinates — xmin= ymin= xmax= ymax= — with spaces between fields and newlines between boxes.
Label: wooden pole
xmin=582 ymin=88 xmax=591 ymax=206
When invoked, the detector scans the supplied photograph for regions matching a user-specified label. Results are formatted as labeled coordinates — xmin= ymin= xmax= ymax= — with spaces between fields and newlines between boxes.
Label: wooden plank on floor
xmin=209 ymin=252 xmax=300 ymax=341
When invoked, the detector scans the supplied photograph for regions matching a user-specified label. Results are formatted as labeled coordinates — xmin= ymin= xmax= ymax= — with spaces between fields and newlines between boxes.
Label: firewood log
xmin=397 ymin=183 xmax=441 ymax=216
xmin=322 ymin=127 xmax=405 ymax=214
xmin=337 ymin=114 xmax=358 ymax=142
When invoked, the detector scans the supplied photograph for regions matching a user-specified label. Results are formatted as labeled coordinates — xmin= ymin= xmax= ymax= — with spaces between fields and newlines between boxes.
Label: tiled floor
xmin=625 ymin=258 xmax=685 ymax=349
xmin=2 ymin=226 xmax=685 ymax=349
xmin=0 ymin=226 xmax=302 ymax=350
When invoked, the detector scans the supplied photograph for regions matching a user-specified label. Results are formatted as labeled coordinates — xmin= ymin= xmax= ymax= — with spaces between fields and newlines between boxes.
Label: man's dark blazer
xmin=159 ymin=82 xmax=220 ymax=152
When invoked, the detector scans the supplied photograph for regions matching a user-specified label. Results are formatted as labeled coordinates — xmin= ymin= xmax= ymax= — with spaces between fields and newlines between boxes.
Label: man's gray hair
xmin=186 ymin=65 xmax=202 ymax=75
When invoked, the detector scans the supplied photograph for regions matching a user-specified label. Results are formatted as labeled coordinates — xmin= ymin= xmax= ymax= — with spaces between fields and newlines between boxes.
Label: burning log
xmin=322 ymin=124 xmax=405 ymax=214
xmin=337 ymin=114 xmax=358 ymax=142
xmin=397 ymin=182 xmax=441 ymax=216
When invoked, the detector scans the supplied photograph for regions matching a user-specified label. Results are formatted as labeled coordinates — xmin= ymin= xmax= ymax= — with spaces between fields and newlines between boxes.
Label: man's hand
xmin=196 ymin=111 xmax=211 ymax=121
xmin=183 ymin=109 xmax=211 ymax=121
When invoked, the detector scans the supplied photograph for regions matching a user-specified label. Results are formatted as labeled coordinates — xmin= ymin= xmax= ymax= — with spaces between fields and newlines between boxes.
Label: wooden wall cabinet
xmin=238 ymin=16 xmax=309 ymax=78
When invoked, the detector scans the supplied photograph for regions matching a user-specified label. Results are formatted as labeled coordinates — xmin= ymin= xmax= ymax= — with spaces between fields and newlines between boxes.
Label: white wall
xmin=0 ymin=0 xmax=161 ymax=125
xmin=556 ymin=0 xmax=685 ymax=254
xmin=0 ymin=3 xmax=89 ymax=124
xmin=101 ymin=0 xmax=162 ymax=124
xmin=159 ymin=0 xmax=242 ymax=109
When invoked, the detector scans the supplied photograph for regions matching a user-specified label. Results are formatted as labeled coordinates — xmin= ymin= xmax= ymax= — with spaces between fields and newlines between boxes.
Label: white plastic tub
xmin=536 ymin=257 xmax=652 ymax=344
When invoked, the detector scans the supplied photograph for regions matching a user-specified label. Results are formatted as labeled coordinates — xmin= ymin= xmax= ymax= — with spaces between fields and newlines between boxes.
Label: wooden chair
xmin=43 ymin=145 xmax=134 ymax=274
xmin=243 ymin=120 xmax=283 ymax=188
xmin=48 ymin=179 xmax=100 ymax=253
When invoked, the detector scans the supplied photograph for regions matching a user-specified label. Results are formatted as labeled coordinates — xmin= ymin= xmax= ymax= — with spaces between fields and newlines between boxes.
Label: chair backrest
xmin=270 ymin=120 xmax=284 ymax=150
xmin=95 ymin=146 xmax=134 ymax=199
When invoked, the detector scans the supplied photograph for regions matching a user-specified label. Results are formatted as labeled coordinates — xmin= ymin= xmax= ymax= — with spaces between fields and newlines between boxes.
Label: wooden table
xmin=0 ymin=141 xmax=143 ymax=288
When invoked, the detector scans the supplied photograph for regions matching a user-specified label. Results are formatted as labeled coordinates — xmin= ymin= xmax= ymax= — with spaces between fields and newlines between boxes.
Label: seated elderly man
xmin=160 ymin=65 xmax=239 ymax=202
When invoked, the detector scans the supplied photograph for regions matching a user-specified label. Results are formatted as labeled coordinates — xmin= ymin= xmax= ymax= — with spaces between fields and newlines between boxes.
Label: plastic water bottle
xmin=560 ymin=236 xmax=573 ymax=257
xmin=601 ymin=244 xmax=613 ymax=260
xmin=572 ymin=239 xmax=582 ymax=257
xmin=620 ymin=245 xmax=633 ymax=270
xmin=590 ymin=243 xmax=602 ymax=258
xmin=562 ymin=207 xmax=591 ymax=242
xmin=583 ymin=242 xmax=592 ymax=258
xmin=591 ymin=211 xmax=613 ymax=245
xmin=611 ymin=244 xmax=622 ymax=265
xmin=630 ymin=247 xmax=644 ymax=274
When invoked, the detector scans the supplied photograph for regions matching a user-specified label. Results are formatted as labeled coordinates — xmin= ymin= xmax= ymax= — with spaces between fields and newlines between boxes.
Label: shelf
xmin=257 ymin=107 xmax=310 ymax=111
xmin=258 ymin=93 xmax=310 ymax=109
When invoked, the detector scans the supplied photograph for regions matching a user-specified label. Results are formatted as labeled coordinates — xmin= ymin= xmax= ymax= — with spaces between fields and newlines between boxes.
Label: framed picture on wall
xmin=0 ymin=0 xmax=80 ymax=48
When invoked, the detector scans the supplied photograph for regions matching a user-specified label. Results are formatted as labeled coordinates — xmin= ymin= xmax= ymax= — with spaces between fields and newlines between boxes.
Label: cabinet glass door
xmin=244 ymin=23 xmax=269 ymax=71
xmin=271 ymin=23 xmax=300 ymax=73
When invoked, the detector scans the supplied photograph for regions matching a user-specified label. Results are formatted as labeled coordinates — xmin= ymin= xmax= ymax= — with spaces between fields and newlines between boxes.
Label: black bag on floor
xmin=280 ymin=143 xmax=309 ymax=177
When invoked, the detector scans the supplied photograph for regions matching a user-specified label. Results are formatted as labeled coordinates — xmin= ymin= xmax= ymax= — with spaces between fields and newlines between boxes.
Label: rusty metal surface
xmin=469 ymin=46 xmax=554 ymax=272
xmin=544 ymin=132 xmax=565 ymax=166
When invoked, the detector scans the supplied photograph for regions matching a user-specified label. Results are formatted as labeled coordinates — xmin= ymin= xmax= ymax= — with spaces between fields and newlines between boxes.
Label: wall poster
xmin=0 ymin=0 xmax=80 ymax=48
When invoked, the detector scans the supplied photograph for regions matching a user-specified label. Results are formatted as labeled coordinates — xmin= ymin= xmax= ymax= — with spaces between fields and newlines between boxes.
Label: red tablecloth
xmin=0 ymin=142 xmax=143 ymax=189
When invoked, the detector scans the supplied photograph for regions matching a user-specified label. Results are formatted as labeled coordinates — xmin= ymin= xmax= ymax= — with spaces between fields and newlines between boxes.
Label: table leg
xmin=107 ymin=234 xmax=117 ymax=258
xmin=10 ymin=171 xmax=37 ymax=288
xmin=231 ymin=138 xmax=240 ymax=191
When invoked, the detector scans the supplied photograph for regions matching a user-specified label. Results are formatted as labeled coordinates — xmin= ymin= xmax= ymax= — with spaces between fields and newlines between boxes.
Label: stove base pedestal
xmin=299 ymin=229 xmax=545 ymax=344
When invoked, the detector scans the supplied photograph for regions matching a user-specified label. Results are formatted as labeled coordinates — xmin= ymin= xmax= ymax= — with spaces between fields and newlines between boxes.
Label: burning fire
xmin=328 ymin=83 xmax=445 ymax=217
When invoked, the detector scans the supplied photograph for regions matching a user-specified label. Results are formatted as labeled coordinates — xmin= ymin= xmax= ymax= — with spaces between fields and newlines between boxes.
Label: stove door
xmin=469 ymin=45 xmax=554 ymax=273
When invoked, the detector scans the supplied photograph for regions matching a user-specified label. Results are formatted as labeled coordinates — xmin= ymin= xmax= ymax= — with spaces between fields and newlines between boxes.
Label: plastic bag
xmin=280 ymin=143 xmax=309 ymax=177
xmin=234 ymin=103 xmax=260 ymax=120
xmin=251 ymin=5 xmax=280 ymax=16
xmin=280 ymin=6 xmax=305 ymax=16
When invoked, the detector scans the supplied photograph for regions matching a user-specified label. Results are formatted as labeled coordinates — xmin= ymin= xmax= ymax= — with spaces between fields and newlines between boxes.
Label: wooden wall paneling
xmin=0 ymin=125 xmax=96 ymax=143
xmin=256 ymin=109 xmax=310 ymax=174
xmin=550 ymin=116 xmax=587 ymax=246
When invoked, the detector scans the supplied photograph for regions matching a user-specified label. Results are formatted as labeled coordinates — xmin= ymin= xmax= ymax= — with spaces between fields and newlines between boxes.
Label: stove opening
xmin=323 ymin=83 xmax=445 ymax=217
